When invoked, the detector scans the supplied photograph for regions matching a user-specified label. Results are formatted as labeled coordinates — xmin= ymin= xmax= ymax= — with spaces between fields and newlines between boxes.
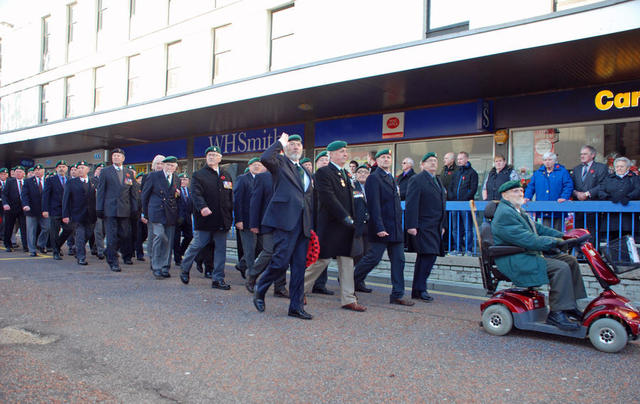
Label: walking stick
xmin=469 ymin=200 xmax=482 ymax=252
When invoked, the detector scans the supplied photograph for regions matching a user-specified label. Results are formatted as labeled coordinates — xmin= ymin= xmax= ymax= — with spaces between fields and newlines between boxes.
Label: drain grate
xmin=0 ymin=326 xmax=58 ymax=345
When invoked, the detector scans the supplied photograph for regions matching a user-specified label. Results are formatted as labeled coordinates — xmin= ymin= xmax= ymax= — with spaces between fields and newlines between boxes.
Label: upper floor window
xmin=426 ymin=0 xmax=469 ymax=38
xmin=41 ymin=16 xmax=51 ymax=71
xmin=166 ymin=41 xmax=182 ymax=95
xmin=97 ymin=0 xmax=109 ymax=32
xmin=67 ymin=3 xmax=78 ymax=44
xmin=212 ymin=25 xmax=231 ymax=83
xmin=40 ymin=83 xmax=50 ymax=123
xmin=94 ymin=66 xmax=105 ymax=111
xmin=269 ymin=4 xmax=295 ymax=71
xmin=65 ymin=76 xmax=77 ymax=118
xmin=127 ymin=54 xmax=141 ymax=104
xmin=554 ymin=0 xmax=603 ymax=11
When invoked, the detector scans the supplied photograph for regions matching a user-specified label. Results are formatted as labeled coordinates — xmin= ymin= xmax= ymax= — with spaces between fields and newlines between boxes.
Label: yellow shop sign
xmin=595 ymin=89 xmax=640 ymax=111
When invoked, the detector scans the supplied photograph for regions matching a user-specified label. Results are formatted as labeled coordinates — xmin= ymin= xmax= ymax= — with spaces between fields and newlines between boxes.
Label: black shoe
xmin=23 ymin=248 xmax=29 ymax=253
xmin=288 ymin=309 xmax=313 ymax=320
xmin=195 ymin=261 xmax=203 ymax=273
xmin=97 ymin=253 xmax=105 ymax=260
xmin=91 ymin=250 xmax=97 ymax=256
xmin=38 ymin=247 xmax=47 ymax=254
xmin=546 ymin=311 xmax=580 ymax=331
xmin=253 ymin=296 xmax=265 ymax=312
xmin=161 ymin=272 xmax=171 ymax=278
xmin=153 ymin=271 xmax=164 ymax=279
xmin=312 ymin=287 xmax=334 ymax=295
xmin=175 ymin=259 xmax=182 ymax=265
xmin=412 ymin=291 xmax=434 ymax=302
xmin=235 ymin=264 xmax=246 ymax=279
xmin=274 ymin=289 xmax=289 ymax=298
xmin=123 ymin=259 xmax=133 ymax=265
xmin=137 ymin=256 xmax=145 ymax=261
xmin=564 ymin=308 xmax=583 ymax=322
xmin=211 ymin=280 xmax=231 ymax=290
xmin=355 ymin=283 xmax=372 ymax=293
xmin=5 ymin=247 xmax=12 ymax=252
xmin=53 ymin=252 xmax=62 ymax=260
xmin=77 ymin=258 xmax=88 ymax=266
xmin=30 ymin=252 xmax=38 ymax=257
xmin=68 ymin=250 xmax=75 ymax=256
xmin=245 ymin=279 xmax=255 ymax=294
xmin=390 ymin=298 xmax=415 ymax=306
xmin=180 ymin=271 xmax=189 ymax=285
xmin=204 ymin=271 xmax=212 ymax=279
xmin=110 ymin=265 xmax=121 ymax=272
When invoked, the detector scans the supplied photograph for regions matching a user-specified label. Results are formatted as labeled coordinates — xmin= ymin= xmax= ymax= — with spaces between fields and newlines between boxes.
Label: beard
xmin=285 ymin=150 xmax=302 ymax=161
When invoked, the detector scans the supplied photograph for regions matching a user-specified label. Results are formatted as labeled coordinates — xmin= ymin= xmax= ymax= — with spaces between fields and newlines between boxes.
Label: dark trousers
xmin=105 ymin=216 xmax=132 ymax=266
xmin=129 ymin=217 xmax=138 ymax=258
xmin=174 ymin=219 xmax=193 ymax=263
xmin=412 ymin=253 xmax=437 ymax=294
xmin=313 ymin=267 xmax=328 ymax=290
xmin=451 ymin=211 xmax=475 ymax=253
xmin=49 ymin=216 xmax=73 ymax=253
xmin=545 ymin=253 xmax=587 ymax=311
xmin=72 ymin=222 xmax=93 ymax=261
xmin=249 ymin=232 xmax=286 ymax=290
xmin=255 ymin=218 xmax=308 ymax=312
xmin=3 ymin=212 xmax=27 ymax=249
xmin=354 ymin=241 xmax=406 ymax=300
xmin=195 ymin=241 xmax=214 ymax=272
xmin=136 ymin=221 xmax=147 ymax=258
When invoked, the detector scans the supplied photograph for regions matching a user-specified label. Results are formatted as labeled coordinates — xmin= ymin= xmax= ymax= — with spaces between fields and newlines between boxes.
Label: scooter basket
xmin=603 ymin=236 xmax=640 ymax=274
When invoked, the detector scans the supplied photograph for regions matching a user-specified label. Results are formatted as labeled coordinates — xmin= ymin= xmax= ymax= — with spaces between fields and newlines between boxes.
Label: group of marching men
xmin=1 ymin=133 xmax=448 ymax=320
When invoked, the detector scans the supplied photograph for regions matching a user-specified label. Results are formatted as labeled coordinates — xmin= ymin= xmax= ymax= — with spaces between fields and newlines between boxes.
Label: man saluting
xmin=253 ymin=133 xmax=314 ymax=320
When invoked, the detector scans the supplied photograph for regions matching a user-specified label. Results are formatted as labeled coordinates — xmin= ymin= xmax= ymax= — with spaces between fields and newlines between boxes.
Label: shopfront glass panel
xmin=314 ymin=144 xmax=393 ymax=171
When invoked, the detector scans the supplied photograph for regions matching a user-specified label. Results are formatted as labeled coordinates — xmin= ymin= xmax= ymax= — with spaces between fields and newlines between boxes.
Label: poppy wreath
xmin=306 ymin=230 xmax=320 ymax=268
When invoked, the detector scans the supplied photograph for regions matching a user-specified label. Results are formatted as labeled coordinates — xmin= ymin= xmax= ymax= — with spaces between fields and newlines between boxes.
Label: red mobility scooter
xmin=477 ymin=202 xmax=640 ymax=353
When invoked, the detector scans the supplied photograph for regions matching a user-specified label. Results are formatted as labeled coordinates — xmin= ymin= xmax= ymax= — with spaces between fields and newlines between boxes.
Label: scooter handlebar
xmin=558 ymin=234 xmax=591 ymax=249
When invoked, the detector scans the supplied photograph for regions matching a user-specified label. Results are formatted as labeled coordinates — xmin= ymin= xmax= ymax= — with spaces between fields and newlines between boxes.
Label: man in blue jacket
xmin=43 ymin=160 xmax=73 ymax=260
xmin=524 ymin=152 xmax=573 ymax=229
xmin=447 ymin=151 xmax=478 ymax=255
xmin=21 ymin=164 xmax=49 ymax=256
xmin=353 ymin=149 xmax=414 ymax=306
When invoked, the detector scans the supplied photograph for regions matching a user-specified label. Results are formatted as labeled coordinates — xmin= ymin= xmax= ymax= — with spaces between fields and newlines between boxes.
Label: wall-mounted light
xmin=297 ymin=103 xmax=313 ymax=111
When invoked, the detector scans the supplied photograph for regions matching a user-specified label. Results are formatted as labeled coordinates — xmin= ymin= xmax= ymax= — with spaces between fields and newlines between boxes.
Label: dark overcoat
xmin=597 ymin=171 xmax=640 ymax=233
xmin=233 ymin=173 xmax=253 ymax=225
xmin=190 ymin=165 xmax=233 ymax=231
xmin=404 ymin=171 xmax=446 ymax=256
xmin=396 ymin=168 xmax=415 ymax=201
xmin=62 ymin=177 xmax=97 ymax=224
xmin=2 ymin=178 xmax=23 ymax=213
xmin=315 ymin=163 xmax=357 ymax=258
xmin=141 ymin=170 xmax=179 ymax=225
xmin=96 ymin=165 xmax=137 ymax=218
xmin=365 ymin=167 xmax=403 ymax=243
xmin=352 ymin=181 xmax=369 ymax=238
xmin=42 ymin=175 xmax=67 ymax=217
xmin=249 ymin=171 xmax=273 ymax=234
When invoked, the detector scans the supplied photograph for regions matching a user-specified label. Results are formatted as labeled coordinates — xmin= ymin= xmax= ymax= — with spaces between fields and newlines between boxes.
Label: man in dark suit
xmin=62 ymin=161 xmax=97 ymax=265
xmin=303 ymin=141 xmax=366 ymax=312
xmin=179 ymin=146 xmax=234 ymax=289
xmin=253 ymin=133 xmax=314 ymax=320
xmin=134 ymin=172 xmax=147 ymax=261
xmin=0 ymin=167 xmax=8 ymax=243
xmin=96 ymin=148 xmax=138 ymax=272
xmin=353 ymin=149 xmax=414 ymax=306
xmin=126 ymin=165 xmax=141 ymax=264
xmin=352 ymin=165 xmax=370 ymax=269
xmin=90 ymin=163 xmax=106 ymax=260
xmin=571 ymin=145 xmax=608 ymax=236
xmin=405 ymin=153 xmax=447 ymax=302
xmin=173 ymin=173 xmax=193 ymax=265
xmin=142 ymin=156 xmax=179 ymax=279
xmin=2 ymin=165 xmax=28 ymax=252
xmin=43 ymin=160 xmax=73 ymax=260
xmin=21 ymin=164 xmax=49 ymax=256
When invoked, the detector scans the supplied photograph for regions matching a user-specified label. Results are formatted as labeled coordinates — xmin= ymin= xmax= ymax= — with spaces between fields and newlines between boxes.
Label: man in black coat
xmin=173 ymin=173 xmax=193 ymax=265
xmin=253 ymin=133 xmax=314 ymax=320
xmin=43 ymin=160 xmax=73 ymax=260
xmin=96 ymin=148 xmax=138 ymax=272
xmin=2 ymin=165 xmax=28 ymax=252
xmin=447 ymin=151 xmax=479 ymax=254
xmin=0 ymin=167 xmax=8 ymax=243
xmin=62 ymin=161 xmax=97 ymax=265
xmin=405 ymin=153 xmax=447 ymax=302
xmin=353 ymin=149 xmax=414 ymax=306
xmin=303 ymin=141 xmax=366 ymax=312
xmin=396 ymin=157 xmax=415 ymax=201
xmin=142 ymin=156 xmax=180 ymax=279
xmin=90 ymin=163 xmax=106 ymax=260
xmin=571 ymin=145 xmax=608 ymax=235
xmin=21 ymin=164 xmax=49 ymax=256
xmin=179 ymin=146 xmax=234 ymax=289
xmin=352 ymin=165 xmax=370 ymax=268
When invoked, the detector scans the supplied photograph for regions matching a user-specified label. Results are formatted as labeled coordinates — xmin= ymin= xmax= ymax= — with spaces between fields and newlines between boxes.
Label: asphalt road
xmin=1 ymin=251 xmax=639 ymax=403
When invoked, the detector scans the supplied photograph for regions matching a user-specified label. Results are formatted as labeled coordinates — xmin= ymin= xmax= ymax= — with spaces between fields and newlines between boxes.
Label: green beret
xmin=77 ymin=160 xmax=89 ymax=167
xmin=299 ymin=157 xmax=311 ymax=165
xmin=288 ymin=134 xmax=302 ymax=142
xmin=135 ymin=172 xmax=144 ymax=179
xmin=96 ymin=162 xmax=106 ymax=168
xmin=0 ymin=168 xmax=7 ymax=173
xmin=34 ymin=164 xmax=44 ymax=169
xmin=244 ymin=167 xmax=250 ymax=174
xmin=14 ymin=165 xmax=25 ymax=171
xmin=498 ymin=180 xmax=523 ymax=194
xmin=178 ymin=173 xmax=189 ymax=179
xmin=111 ymin=148 xmax=125 ymax=155
xmin=356 ymin=164 xmax=369 ymax=173
xmin=315 ymin=150 xmax=328 ymax=162
xmin=56 ymin=160 xmax=68 ymax=167
xmin=375 ymin=149 xmax=391 ymax=159
xmin=69 ymin=164 xmax=77 ymax=169
xmin=27 ymin=167 xmax=35 ymax=172
xmin=205 ymin=145 xmax=222 ymax=155
xmin=162 ymin=156 xmax=177 ymax=163
xmin=421 ymin=152 xmax=437 ymax=162
xmin=247 ymin=157 xmax=260 ymax=166
xmin=327 ymin=140 xmax=347 ymax=151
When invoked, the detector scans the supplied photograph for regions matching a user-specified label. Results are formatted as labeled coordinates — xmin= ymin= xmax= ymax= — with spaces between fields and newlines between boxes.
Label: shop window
xmin=315 ymin=143 xmax=394 ymax=173
xmin=269 ymin=4 xmax=295 ymax=71
xmin=426 ymin=0 xmax=469 ymax=38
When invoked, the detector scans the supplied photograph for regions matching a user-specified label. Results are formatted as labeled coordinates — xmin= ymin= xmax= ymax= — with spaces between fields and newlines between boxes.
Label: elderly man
xmin=300 ymin=157 xmax=313 ymax=173
xmin=90 ymin=163 xmax=106 ymax=260
xmin=396 ymin=157 xmax=415 ymax=201
xmin=439 ymin=152 xmax=458 ymax=190
xmin=43 ymin=160 xmax=73 ymax=260
xmin=142 ymin=156 xmax=179 ymax=279
xmin=253 ymin=133 xmax=314 ymax=319
xmin=447 ymin=151 xmax=478 ymax=255
xmin=303 ymin=140 xmax=366 ymax=312
xmin=315 ymin=151 xmax=329 ymax=170
xmin=405 ymin=152 xmax=446 ymax=302
xmin=492 ymin=180 xmax=586 ymax=331
xmin=173 ymin=173 xmax=193 ymax=265
xmin=2 ymin=165 xmax=28 ymax=252
xmin=141 ymin=155 xmax=164 ymax=263
xmin=62 ymin=161 xmax=97 ymax=265
xmin=571 ymin=145 xmax=608 ymax=235
xmin=21 ymin=164 xmax=49 ymax=256
xmin=179 ymin=146 xmax=234 ymax=289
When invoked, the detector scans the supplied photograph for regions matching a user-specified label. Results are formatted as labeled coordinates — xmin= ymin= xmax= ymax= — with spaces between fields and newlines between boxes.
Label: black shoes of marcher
xmin=161 ymin=272 xmax=171 ymax=278
xmin=312 ymin=287 xmax=334 ymax=295
xmin=53 ymin=252 xmax=62 ymax=260
xmin=123 ymin=258 xmax=133 ymax=265
xmin=77 ymin=258 xmax=88 ymax=265
xmin=204 ymin=271 xmax=212 ymax=279
xmin=179 ymin=271 xmax=189 ymax=285
xmin=5 ymin=247 xmax=13 ymax=252
xmin=355 ymin=283 xmax=372 ymax=293
xmin=68 ymin=250 xmax=75 ymax=256
xmin=274 ymin=289 xmax=289 ymax=298
xmin=38 ymin=247 xmax=47 ymax=254
xmin=253 ymin=296 xmax=265 ymax=312
xmin=153 ymin=271 xmax=164 ymax=280
xmin=137 ymin=256 xmax=145 ymax=261
xmin=390 ymin=298 xmax=415 ymax=306
xmin=195 ymin=262 xmax=203 ymax=273
xmin=97 ymin=253 xmax=105 ymax=260
xmin=235 ymin=264 xmax=246 ymax=279
xmin=110 ymin=265 xmax=121 ymax=272
xmin=412 ymin=291 xmax=434 ymax=302
xmin=245 ymin=279 xmax=255 ymax=294
xmin=546 ymin=311 xmax=580 ymax=331
xmin=288 ymin=309 xmax=313 ymax=320
xmin=211 ymin=280 xmax=231 ymax=290
xmin=565 ymin=308 xmax=583 ymax=322
xmin=30 ymin=252 xmax=38 ymax=257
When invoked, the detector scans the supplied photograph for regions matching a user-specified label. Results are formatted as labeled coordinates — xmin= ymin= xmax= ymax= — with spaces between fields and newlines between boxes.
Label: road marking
xmin=0 ymin=256 xmax=50 ymax=261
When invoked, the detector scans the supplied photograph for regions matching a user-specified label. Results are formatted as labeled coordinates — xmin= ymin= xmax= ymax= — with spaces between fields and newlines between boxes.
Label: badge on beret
xmin=56 ymin=160 xmax=68 ymax=167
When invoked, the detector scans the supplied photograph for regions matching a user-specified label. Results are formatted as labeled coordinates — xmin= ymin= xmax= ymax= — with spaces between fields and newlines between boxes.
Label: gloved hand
xmin=620 ymin=196 xmax=630 ymax=206
xmin=342 ymin=216 xmax=355 ymax=228
xmin=96 ymin=210 xmax=104 ymax=219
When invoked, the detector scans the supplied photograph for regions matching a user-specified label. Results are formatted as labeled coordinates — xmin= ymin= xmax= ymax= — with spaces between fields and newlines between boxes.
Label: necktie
xmin=167 ymin=175 xmax=171 ymax=185
xmin=341 ymin=169 xmax=348 ymax=183
xmin=183 ymin=187 xmax=188 ymax=199
xmin=581 ymin=164 xmax=588 ymax=181
xmin=296 ymin=164 xmax=305 ymax=186
xmin=18 ymin=180 xmax=23 ymax=195
xmin=38 ymin=178 xmax=43 ymax=192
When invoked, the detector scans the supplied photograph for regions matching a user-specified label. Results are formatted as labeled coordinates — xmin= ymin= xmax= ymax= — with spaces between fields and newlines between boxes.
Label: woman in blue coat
xmin=524 ymin=152 xmax=573 ymax=229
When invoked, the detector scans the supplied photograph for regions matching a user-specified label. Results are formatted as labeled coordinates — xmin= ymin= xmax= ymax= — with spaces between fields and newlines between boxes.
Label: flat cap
xmin=498 ymin=180 xmax=523 ymax=194
xmin=205 ymin=145 xmax=222 ymax=155
xmin=162 ymin=156 xmax=177 ymax=163
xmin=375 ymin=149 xmax=391 ymax=159
xmin=315 ymin=150 xmax=328 ymax=162
xmin=327 ymin=140 xmax=347 ymax=151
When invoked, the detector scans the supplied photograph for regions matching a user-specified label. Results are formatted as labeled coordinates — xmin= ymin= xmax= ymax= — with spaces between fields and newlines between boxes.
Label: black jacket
xmin=2 ymin=178 xmax=24 ymax=214
xmin=96 ymin=165 xmax=137 ymax=218
xmin=571 ymin=161 xmax=608 ymax=199
xmin=190 ymin=165 xmax=233 ymax=231
xmin=439 ymin=164 xmax=458 ymax=191
xmin=21 ymin=176 xmax=45 ymax=216
xmin=405 ymin=172 xmax=446 ymax=256
xmin=396 ymin=168 xmax=415 ymax=201
xmin=484 ymin=166 xmax=515 ymax=201
xmin=353 ymin=181 xmax=369 ymax=238
xmin=597 ymin=171 xmax=640 ymax=232
xmin=448 ymin=162 xmax=478 ymax=201
xmin=63 ymin=177 xmax=97 ymax=224
xmin=249 ymin=171 xmax=273 ymax=234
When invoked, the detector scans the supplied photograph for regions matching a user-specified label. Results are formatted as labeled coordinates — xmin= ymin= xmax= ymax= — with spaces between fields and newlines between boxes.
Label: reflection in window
xmin=270 ymin=4 xmax=295 ymax=70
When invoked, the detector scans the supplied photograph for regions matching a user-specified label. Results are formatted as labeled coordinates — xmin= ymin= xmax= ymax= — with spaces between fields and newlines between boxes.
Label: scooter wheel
xmin=481 ymin=304 xmax=513 ymax=336
xmin=588 ymin=318 xmax=628 ymax=353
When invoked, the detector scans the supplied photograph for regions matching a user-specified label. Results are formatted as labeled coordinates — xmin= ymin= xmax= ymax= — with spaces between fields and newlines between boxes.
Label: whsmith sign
xmin=194 ymin=124 xmax=305 ymax=156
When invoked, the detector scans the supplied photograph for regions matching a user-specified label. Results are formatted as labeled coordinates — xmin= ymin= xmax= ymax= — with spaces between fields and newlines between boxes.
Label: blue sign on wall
xmin=193 ymin=124 xmax=305 ymax=157
xmin=123 ymin=139 xmax=188 ymax=164
xmin=315 ymin=100 xmax=490 ymax=147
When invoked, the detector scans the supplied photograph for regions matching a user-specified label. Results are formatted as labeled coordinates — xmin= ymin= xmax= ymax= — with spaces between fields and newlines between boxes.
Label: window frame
xmin=40 ymin=83 xmax=50 ymax=123
xmin=425 ymin=0 xmax=469 ymax=39
xmin=269 ymin=3 xmax=295 ymax=71
xmin=127 ymin=54 xmax=141 ymax=104
xmin=212 ymin=24 xmax=231 ymax=83
xmin=41 ymin=15 xmax=51 ymax=71
xmin=165 ymin=41 xmax=182 ymax=95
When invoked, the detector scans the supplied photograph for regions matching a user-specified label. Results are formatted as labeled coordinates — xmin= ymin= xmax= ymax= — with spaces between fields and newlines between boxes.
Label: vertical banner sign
xmin=382 ymin=112 xmax=405 ymax=139
xmin=533 ymin=129 xmax=557 ymax=165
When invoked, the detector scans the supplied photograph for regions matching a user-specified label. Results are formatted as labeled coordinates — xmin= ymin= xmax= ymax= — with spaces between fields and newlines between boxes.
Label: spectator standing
xmin=447 ymin=151 xmax=478 ymax=255
xmin=571 ymin=145 xmax=608 ymax=234
xmin=482 ymin=154 xmax=519 ymax=201
xmin=597 ymin=157 xmax=640 ymax=239
xmin=524 ymin=152 xmax=573 ymax=229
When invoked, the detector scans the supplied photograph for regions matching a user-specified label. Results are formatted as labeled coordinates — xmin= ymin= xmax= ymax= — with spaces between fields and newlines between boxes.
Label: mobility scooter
xmin=476 ymin=202 xmax=640 ymax=353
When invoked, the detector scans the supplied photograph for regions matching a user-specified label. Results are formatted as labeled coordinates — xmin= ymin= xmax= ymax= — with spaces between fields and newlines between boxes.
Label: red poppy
xmin=220 ymin=175 xmax=226 ymax=180
xmin=590 ymin=169 xmax=594 ymax=174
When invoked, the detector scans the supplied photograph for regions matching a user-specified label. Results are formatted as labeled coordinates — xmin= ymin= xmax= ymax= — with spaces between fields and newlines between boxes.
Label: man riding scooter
xmin=491 ymin=180 xmax=587 ymax=331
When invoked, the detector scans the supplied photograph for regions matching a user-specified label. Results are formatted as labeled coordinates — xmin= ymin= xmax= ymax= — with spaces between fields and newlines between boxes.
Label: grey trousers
xmin=181 ymin=230 xmax=227 ymax=282
xmin=248 ymin=232 xmax=286 ymax=290
xmin=93 ymin=218 xmax=105 ymax=254
xmin=26 ymin=215 xmax=49 ymax=253
xmin=238 ymin=229 xmax=256 ymax=277
xmin=545 ymin=253 xmax=587 ymax=311
xmin=72 ymin=222 xmax=93 ymax=261
xmin=150 ymin=223 xmax=175 ymax=274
